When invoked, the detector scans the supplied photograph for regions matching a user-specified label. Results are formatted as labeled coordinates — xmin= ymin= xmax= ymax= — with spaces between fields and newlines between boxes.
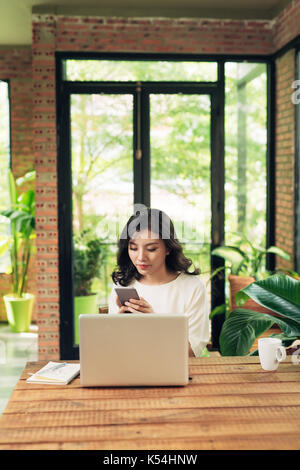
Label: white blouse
xmin=108 ymin=272 xmax=210 ymax=357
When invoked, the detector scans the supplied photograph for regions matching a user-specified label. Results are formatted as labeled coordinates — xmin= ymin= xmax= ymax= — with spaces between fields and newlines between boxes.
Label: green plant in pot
xmin=0 ymin=169 xmax=35 ymax=332
xmin=219 ymin=273 xmax=300 ymax=356
xmin=73 ymin=229 xmax=106 ymax=344
xmin=210 ymin=234 xmax=290 ymax=317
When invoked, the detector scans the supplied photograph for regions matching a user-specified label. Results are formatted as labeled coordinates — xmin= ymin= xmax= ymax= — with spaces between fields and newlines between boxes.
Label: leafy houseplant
xmin=0 ymin=169 xmax=35 ymax=332
xmin=219 ymin=274 xmax=300 ymax=356
xmin=211 ymin=235 xmax=290 ymax=316
xmin=73 ymin=230 xmax=106 ymax=344
xmin=211 ymin=235 xmax=290 ymax=280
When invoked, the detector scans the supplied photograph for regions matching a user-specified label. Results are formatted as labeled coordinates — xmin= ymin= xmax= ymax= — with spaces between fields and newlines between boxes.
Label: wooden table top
xmin=0 ymin=356 xmax=300 ymax=450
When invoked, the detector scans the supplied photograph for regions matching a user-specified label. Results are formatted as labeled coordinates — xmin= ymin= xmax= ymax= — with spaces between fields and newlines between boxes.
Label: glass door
xmin=58 ymin=81 xmax=220 ymax=359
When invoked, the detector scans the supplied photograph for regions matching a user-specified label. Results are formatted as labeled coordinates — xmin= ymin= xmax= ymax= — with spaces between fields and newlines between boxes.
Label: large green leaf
xmin=18 ymin=189 xmax=35 ymax=212
xmin=8 ymin=169 xmax=17 ymax=206
xmin=241 ymin=274 xmax=300 ymax=322
xmin=268 ymin=314 xmax=300 ymax=337
xmin=211 ymin=246 xmax=245 ymax=274
xmin=1 ymin=169 xmax=36 ymax=297
xmin=0 ymin=210 xmax=34 ymax=235
xmin=209 ymin=303 xmax=226 ymax=320
xmin=219 ymin=308 xmax=274 ymax=356
xmin=0 ymin=209 xmax=15 ymax=219
xmin=266 ymin=246 xmax=290 ymax=261
xmin=16 ymin=170 xmax=35 ymax=187
xmin=219 ymin=306 xmax=300 ymax=356
xmin=0 ymin=238 xmax=10 ymax=256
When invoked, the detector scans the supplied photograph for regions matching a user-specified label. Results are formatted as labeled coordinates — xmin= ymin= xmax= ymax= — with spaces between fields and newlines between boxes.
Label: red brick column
xmin=32 ymin=15 xmax=60 ymax=359
xmin=275 ymin=48 xmax=296 ymax=270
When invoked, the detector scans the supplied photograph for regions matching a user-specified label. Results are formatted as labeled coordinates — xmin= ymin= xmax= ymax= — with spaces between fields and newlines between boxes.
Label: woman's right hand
xmin=115 ymin=296 xmax=153 ymax=314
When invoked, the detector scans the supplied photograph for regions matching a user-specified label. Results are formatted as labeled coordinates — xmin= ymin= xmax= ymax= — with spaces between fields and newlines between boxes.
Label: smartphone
xmin=115 ymin=287 xmax=140 ymax=307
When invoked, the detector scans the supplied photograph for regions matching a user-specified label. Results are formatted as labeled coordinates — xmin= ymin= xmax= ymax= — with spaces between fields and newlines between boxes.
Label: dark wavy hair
xmin=112 ymin=207 xmax=200 ymax=286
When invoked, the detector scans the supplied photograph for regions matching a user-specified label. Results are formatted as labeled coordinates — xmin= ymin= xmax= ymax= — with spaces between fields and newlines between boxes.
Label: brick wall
xmin=55 ymin=16 xmax=274 ymax=54
xmin=273 ymin=0 xmax=300 ymax=51
xmin=0 ymin=4 xmax=300 ymax=358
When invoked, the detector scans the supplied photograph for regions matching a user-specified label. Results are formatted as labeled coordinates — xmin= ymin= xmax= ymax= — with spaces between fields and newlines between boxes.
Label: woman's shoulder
xmin=177 ymin=272 xmax=206 ymax=289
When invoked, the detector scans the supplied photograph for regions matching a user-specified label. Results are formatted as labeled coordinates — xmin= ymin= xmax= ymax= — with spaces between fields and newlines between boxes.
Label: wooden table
xmin=0 ymin=356 xmax=300 ymax=450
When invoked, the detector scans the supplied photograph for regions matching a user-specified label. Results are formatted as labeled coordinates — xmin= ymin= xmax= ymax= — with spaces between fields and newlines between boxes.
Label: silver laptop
xmin=79 ymin=314 xmax=189 ymax=386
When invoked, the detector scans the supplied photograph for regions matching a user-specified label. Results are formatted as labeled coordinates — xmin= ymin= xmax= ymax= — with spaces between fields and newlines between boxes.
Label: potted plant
xmin=211 ymin=234 xmax=290 ymax=315
xmin=73 ymin=229 xmax=106 ymax=344
xmin=0 ymin=169 xmax=35 ymax=332
xmin=219 ymin=273 xmax=300 ymax=356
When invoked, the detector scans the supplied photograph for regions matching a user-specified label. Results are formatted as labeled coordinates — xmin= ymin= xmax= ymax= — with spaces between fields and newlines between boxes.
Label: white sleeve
xmin=108 ymin=286 xmax=119 ymax=314
xmin=185 ymin=279 xmax=210 ymax=357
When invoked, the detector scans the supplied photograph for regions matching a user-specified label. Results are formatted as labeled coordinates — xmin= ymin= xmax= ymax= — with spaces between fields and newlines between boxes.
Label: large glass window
xmin=66 ymin=59 xmax=218 ymax=82
xmin=225 ymin=63 xmax=267 ymax=247
xmin=0 ymin=81 xmax=10 ymax=272
xmin=58 ymin=56 xmax=269 ymax=357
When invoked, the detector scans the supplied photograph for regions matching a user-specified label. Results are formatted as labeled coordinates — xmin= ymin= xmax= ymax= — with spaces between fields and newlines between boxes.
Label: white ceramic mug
xmin=258 ymin=337 xmax=286 ymax=371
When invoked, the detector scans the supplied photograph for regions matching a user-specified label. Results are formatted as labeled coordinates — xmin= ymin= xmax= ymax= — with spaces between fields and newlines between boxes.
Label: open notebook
xmin=26 ymin=362 xmax=80 ymax=385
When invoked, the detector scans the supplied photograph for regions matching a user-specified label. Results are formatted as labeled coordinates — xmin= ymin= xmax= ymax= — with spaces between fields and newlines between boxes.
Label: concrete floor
xmin=0 ymin=323 xmax=38 ymax=415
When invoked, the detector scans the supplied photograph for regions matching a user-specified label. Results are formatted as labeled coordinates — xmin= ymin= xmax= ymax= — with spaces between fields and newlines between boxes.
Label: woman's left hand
xmin=123 ymin=297 xmax=154 ymax=314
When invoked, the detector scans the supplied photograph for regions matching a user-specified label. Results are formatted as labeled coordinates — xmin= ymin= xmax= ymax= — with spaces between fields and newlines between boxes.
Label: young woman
xmin=108 ymin=207 xmax=209 ymax=357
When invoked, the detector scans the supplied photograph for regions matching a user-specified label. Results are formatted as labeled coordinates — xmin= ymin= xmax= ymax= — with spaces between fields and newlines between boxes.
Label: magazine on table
xmin=26 ymin=361 xmax=80 ymax=385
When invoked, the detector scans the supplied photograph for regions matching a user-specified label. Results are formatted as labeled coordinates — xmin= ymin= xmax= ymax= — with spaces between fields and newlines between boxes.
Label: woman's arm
xmin=185 ymin=278 xmax=210 ymax=357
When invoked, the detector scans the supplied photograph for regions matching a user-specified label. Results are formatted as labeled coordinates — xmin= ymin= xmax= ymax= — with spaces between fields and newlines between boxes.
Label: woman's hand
xmin=116 ymin=296 xmax=154 ymax=314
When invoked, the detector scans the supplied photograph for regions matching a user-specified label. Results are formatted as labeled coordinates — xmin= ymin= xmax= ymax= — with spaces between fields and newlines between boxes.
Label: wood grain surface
xmin=0 ymin=356 xmax=300 ymax=450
